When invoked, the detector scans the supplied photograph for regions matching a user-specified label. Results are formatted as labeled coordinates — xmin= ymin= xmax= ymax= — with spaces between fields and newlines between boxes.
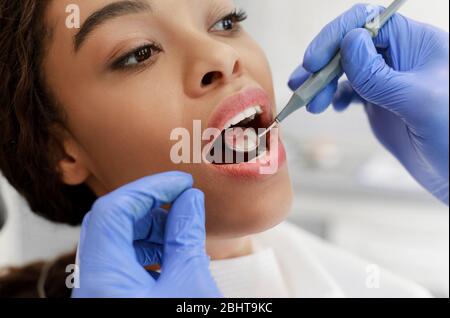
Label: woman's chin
xmin=201 ymin=166 xmax=294 ymax=238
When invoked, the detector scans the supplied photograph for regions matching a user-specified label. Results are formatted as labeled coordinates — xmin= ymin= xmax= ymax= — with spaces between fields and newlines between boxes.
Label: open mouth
xmin=204 ymin=87 xmax=287 ymax=177
xmin=206 ymin=91 xmax=274 ymax=165
xmin=209 ymin=105 xmax=270 ymax=165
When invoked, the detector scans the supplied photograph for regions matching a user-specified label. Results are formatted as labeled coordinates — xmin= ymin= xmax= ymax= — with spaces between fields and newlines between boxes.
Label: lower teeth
xmin=224 ymin=127 xmax=259 ymax=153
xmin=207 ymin=128 xmax=268 ymax=165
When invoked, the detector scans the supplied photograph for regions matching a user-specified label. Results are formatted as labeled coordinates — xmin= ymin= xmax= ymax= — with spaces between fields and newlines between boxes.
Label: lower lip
xmin=208 ymin=135 xmax=287 ymax=180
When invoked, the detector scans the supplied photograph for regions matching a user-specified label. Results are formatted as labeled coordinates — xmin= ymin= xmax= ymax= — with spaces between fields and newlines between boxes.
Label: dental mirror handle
xmin=274 ymin=0 xmax=408 ymax=125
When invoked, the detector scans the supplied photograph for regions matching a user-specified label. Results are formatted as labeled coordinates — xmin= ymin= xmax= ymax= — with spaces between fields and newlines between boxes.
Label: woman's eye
xmin=112 ymin=44 xmax=162 ymax=70
xmin=210 ymin=9 xmax=248 ymax=33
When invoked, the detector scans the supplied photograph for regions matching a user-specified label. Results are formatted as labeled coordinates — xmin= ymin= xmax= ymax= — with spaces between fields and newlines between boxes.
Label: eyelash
xmin=110 ymin=9 xmax=248 ymax=72
xmin=210 ymin=9 xmax=248 ymax=33
xmin=110 ymin=43 xmax=163 ymax=71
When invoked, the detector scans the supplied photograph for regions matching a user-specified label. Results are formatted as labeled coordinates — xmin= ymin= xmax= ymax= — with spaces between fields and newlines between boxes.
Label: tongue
xmin=224 ymin=127 xmax=259 ymax=152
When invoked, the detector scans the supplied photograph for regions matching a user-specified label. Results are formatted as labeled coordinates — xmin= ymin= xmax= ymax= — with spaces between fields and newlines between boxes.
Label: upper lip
xmin=207 ymin=87 xmax=274 ymax=133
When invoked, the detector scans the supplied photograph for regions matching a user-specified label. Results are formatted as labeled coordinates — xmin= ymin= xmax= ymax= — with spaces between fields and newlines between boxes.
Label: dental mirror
xmin=207 ymin=127 xmax=268 ymax=164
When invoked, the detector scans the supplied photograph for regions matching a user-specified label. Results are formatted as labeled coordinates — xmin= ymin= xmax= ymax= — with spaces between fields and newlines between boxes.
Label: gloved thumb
xmin=340 ymin=28 xmax=407 ymax=115
xmin=162 ymin=188 xmax=209 ymax=269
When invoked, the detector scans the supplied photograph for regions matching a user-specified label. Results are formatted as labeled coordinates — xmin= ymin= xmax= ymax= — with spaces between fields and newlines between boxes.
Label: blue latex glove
xmin=288 ymin=4 xmax=449 ymax=204
xmin=72 ymin=171 xmax=222 ymax=298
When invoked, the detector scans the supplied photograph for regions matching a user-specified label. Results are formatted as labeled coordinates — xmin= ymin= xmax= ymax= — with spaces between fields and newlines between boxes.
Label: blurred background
xmin=1 ymin=0 xmax=449 ymax=297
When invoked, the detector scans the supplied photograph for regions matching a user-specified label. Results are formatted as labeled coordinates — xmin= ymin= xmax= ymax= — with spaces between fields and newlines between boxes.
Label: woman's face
xmin=43 ymin=0 xmax=293 ymax=238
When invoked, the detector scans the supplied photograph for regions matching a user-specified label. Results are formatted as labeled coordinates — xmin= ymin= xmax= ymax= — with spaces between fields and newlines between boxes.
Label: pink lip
xmin=207 ymin=87 xmax=273 ymax=132
xmin=206 ymin=87 xmax=287 ymax=180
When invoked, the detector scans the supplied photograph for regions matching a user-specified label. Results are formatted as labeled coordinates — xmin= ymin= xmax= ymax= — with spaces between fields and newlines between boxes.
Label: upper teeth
xmin=223 ymin=105 xmax=263 ymax=130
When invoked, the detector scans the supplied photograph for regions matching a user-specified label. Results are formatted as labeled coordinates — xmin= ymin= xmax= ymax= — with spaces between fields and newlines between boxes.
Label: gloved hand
xmin=288 ymin=4 xmax=449 ymax=204
xmin=72 ymin=171 xmax=222 ymax=298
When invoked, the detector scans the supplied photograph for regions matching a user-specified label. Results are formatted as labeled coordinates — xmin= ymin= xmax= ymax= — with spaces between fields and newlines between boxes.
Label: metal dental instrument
xmin=237 ymin=0 xmax=408 ymax=154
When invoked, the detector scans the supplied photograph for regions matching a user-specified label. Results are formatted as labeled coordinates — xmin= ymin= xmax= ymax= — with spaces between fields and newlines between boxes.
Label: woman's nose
xmin=183 ymin=38 xmax=243 ymax=97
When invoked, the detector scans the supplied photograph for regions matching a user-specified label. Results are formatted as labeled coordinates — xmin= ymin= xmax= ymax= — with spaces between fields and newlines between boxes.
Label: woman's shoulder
xmin=254 ymin=222 xmax=432 ymax=298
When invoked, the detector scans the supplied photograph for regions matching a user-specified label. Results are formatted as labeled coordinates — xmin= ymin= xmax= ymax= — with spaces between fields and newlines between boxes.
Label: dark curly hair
xmin=0 ymin=0 xmax=97 ymax=297
xmin=0 ymin=0 xmax=96 ymax=226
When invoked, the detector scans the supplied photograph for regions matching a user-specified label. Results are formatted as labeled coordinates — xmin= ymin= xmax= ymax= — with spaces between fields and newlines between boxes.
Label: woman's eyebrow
xmin=74 ymin=0 xmax=152 ymax=52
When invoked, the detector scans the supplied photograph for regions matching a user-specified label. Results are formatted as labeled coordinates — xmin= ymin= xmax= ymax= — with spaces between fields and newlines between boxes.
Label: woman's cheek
xmin=240 ymin=39 xmax=275 ymax=97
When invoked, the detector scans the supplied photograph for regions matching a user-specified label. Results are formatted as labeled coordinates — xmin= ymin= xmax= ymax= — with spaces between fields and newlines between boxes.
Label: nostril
xmin=201 ymin=71 xmax=222 ymax=87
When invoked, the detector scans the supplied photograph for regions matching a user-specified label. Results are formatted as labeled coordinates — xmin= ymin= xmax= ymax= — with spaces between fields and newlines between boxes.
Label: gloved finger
xmin=306 ymin=78 xmax=339 ymax=114
xmin=333 ymin=81 xmax=354 ymax=112
xmin=363 ymin=103 xmax=407 ymax=156
xmin=78 ymin=212 xmax=91 ymax=255
xmin=133 ymin=208 xmax=167 ymax=265
xmin=134 ymin=207 xmax=167 ymax=243
xmin=371 ymin=12 xmax=448 ymax=70
xmin=288 ymin=66 xmax=341 ymax=114
xmin=288 ymin=65 xmax=310 ymax=91
xmin=85 ymin=172 xmax=193 ymax=259
xmin=372 ymin=12 xmax=417 ymax=52
xmin=162 ymin=188 xmax=209 ymax=269
xmin=340 ymin=28 xmax=407 ymax=115
xmin=134 ymin=241 xmax=163 ymax=267
xmin=332 ymin=81 xmax=365 ymax=112
xmin=90 ymin=172 xmax=193 ymax=244
xmin=303 ymin=4 xmax=380 ymax=73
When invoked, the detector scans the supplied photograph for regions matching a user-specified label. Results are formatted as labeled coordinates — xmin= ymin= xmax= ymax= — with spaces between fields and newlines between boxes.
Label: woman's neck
xmin=206 ymin=235 xmax=253 ymax=260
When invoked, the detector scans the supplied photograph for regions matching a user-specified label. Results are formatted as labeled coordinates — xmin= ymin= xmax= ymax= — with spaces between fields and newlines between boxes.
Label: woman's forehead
xmin=45 ymin=0 xmax=236 ymax=25
xmin=44 ymin=0 xmax=236 ymax=49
